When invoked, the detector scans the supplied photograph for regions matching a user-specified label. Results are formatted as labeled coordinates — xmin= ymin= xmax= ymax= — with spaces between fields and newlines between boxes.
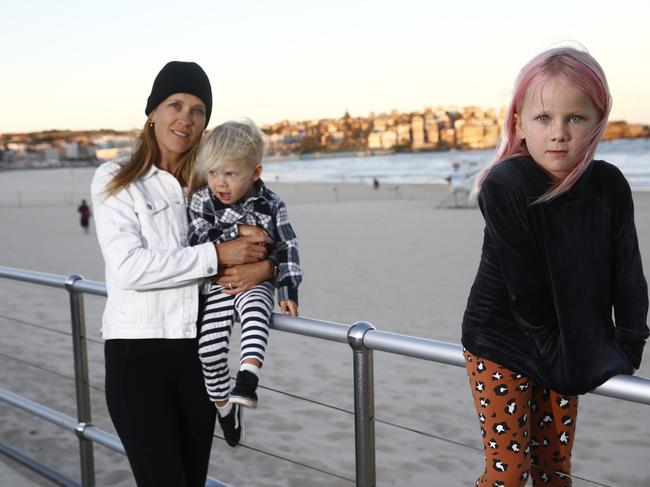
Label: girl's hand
xmin=216 ymin=260 xmax=274 ymax=294
xmin=214 ymin=234 xmax=272 ymax=265
xmin=279 ymin=300 xmax=298 ymax=316
xmin=238 ymin=224 xmax=269 ymax=240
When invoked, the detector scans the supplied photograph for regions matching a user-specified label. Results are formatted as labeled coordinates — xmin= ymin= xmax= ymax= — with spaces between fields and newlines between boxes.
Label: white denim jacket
xmin=91 ymin=161 xmax=218 ymax=339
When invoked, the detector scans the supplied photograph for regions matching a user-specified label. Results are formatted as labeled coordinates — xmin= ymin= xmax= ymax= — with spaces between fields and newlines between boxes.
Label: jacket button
xmin=207 ymin=267 xmax=214 ymax=274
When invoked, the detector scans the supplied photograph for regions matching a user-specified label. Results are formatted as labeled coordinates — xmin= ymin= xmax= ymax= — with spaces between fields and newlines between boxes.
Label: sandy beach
xmin=1 ymin=167 xmax=649 ymax=486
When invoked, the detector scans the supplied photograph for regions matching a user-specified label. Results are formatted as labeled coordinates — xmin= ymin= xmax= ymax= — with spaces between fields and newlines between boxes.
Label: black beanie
xmin=145 ymin=61 xmax=212 ymax=127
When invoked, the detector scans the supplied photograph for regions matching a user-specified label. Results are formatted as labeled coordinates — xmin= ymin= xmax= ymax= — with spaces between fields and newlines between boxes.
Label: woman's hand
xmin=216 ymin=260 xmax=274 ymax=294
xmin=279 ymin=300 xmax=298 ymax=316
xmin=238 ymin=224 xmax=269 ymax=239
xmin=214 ymin=234 xmax=272 ymax=265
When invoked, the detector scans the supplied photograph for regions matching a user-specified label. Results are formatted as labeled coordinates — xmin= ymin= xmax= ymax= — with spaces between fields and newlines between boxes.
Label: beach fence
xmin=0 ymin=190 xmax=82 ymax=208
xmin=1 ymin=266 xmax=649 ymax=487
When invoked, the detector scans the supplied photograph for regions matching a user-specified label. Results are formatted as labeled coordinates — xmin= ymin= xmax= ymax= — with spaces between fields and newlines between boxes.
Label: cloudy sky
xmin=3 ymin=0 xmax=649 ymax=133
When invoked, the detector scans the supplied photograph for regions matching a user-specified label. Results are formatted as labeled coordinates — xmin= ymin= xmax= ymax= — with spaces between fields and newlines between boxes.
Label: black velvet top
xmin=462 ymin=156 xmax=649 ymax=395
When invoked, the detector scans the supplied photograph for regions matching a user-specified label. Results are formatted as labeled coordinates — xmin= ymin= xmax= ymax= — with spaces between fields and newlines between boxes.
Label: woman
xmin=91 ymin=61 xmax=274 ymax=487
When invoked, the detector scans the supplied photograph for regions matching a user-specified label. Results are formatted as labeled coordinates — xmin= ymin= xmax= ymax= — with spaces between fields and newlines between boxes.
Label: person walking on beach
xmin=461 ymin=46 xmax=649 ymax=486
xmin=188 ymin=118 xmax=302 ymax=446
xmin=77 ymin=199 xmax=91 ymax=234
xmin=91 ymin=61 xmax=275 ymax=487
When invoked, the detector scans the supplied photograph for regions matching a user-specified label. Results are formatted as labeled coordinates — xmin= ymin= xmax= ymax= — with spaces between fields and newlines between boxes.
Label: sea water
xmin=262 ymin=138 xmax=650 ymax=189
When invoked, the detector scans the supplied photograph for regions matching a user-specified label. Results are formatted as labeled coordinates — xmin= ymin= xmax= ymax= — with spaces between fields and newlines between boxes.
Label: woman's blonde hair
xmin=190 ymin=118 xmax=266 ymax=194
xmin=104 ymin=121 xmax=200 ymax=195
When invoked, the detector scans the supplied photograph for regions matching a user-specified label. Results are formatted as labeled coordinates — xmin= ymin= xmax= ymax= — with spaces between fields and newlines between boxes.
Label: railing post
xmin=65 ymin=274 xmax=95 ymax=487
xmin=347 ymin=321 xmax=376 ymax=487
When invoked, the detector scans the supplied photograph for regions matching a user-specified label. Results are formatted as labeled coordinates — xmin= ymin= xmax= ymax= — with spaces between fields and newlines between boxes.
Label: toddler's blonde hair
xmin=190 ymin=118 xmax=265 ymax=193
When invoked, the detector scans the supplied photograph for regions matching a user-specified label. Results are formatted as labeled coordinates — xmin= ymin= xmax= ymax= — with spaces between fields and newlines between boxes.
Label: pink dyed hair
xmin=473 ymin=46 xmax=612 ymax=202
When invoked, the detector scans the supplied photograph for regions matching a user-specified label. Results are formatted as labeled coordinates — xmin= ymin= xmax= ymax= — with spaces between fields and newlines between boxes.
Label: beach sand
xmin=0 ymin=167 xmax=649 ymax=486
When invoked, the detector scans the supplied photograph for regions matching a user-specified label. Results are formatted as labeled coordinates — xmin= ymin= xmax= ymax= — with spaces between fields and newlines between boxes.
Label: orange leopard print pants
xmin=464 ymin=350 xmax=578 ymax=487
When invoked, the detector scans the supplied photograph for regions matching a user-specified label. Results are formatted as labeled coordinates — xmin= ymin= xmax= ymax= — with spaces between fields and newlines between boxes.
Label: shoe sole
xmin=238 ymin=408 xmax=245 ymax=446
xmin=221 ymin=406 xmax=245 ymax=448
xmin=230 ymin=395 xmax=258 ymax=409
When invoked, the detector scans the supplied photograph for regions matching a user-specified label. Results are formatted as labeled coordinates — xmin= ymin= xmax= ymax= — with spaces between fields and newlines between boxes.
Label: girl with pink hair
xmin=462 ymin=47 xmax=648 ymax=486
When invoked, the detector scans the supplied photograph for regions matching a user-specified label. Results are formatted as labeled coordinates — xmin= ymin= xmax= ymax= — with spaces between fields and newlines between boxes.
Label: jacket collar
xmin=139 ymin=164 xmax=159 ymax=181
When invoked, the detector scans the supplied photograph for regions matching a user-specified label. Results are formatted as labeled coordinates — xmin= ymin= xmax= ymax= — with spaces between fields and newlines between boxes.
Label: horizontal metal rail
xmin=360 ymin=328 xmax=650 ymax=405
xmin=274 ymin=319 xmax=650 ymax=406
xmin=0 ymin=388 xmax=228 ymax=487
xmin=4 ymin=263 xmax=645 ymax=404
xmin=1 ymin=264 xmax=650 ymax=487
xmin=0 ymin=266 xmax=107 ymax=297
xmin=0 ymin=440 xmax=80 ymax=487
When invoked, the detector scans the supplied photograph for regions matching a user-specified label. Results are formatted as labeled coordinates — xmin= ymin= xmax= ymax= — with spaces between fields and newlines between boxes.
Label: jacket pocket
xmin=134 ymin=198 xmax=169 ymax=215
xmin=133 ymin=198 xmax=171 ymax=248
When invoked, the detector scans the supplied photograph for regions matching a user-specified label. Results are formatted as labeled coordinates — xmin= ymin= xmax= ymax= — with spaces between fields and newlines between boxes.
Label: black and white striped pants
xmin=198 ymin=281 xmax=274 ymax=402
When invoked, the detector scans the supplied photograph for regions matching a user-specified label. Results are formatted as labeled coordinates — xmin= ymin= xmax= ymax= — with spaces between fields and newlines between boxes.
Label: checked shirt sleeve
xmin=272 ymin=200 xmax=302 ymax=304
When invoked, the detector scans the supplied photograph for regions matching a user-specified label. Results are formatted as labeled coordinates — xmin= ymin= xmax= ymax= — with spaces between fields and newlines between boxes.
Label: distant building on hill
xmin=1 ymin=109 xmax=648 ymax=166
xmin=604 ymin=121 xmax=650 ymax=140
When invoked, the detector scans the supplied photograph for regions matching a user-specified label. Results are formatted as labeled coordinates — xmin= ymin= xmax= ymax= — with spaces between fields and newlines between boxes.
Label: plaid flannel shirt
xmin=187 ymin=180 xmax=302 ymax=303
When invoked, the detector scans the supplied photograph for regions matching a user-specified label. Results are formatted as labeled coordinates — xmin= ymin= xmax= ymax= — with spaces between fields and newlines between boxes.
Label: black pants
xmin=105 ymin=338 xmax=217 ymax=487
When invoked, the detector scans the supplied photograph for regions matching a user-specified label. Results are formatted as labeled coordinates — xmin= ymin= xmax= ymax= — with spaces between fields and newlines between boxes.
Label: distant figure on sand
xmin=91 ymin=61 xmax=275 ymax=487
xmin=373 ymin=177 xmax=380 ymax=189
xmin=188 ymin=118 xmax=302 ymax=446
xmin=461 ymin=46 xmax=649 ymax=486
xmin=77 ymin=199 xmax=91 ymax=234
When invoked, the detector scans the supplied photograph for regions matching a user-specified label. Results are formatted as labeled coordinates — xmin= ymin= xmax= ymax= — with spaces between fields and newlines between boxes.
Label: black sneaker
xmin=230 ymin=370 xmax=259 ymax=408
xmin=218 ymin=404 xmax=244 ymax=447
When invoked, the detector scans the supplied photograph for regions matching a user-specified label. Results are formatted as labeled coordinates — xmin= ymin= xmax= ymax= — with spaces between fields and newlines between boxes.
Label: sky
xmin=3 ymin=0 xmax=650 ymax=133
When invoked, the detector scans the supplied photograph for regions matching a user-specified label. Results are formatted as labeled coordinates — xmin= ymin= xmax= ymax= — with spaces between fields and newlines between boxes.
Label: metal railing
xmin=1 ymin=264 xmax=649 ymax=487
